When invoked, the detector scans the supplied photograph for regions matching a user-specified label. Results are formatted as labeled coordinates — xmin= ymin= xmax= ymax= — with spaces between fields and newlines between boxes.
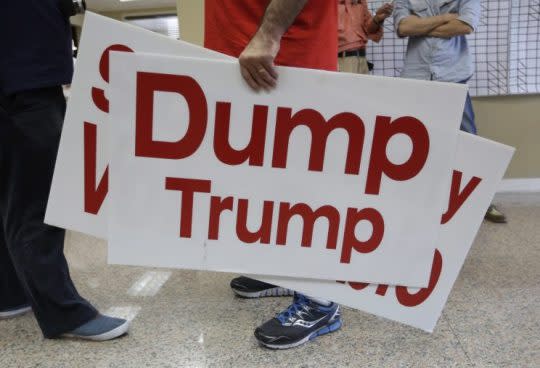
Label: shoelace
xmin=276 ymin=293 xmax=310 ymax=324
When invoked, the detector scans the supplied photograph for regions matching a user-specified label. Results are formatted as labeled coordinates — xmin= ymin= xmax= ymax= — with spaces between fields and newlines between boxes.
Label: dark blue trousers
xmin=0 ymin=86 xmax=96 ymax=338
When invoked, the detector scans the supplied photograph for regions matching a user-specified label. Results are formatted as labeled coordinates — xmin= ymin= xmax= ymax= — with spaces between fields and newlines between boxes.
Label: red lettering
xmin=345 ymin=282 xmax=387 ymax=295
xmin=348 ymin=282 xmax=370 ymax=291
xmin=135 ymin=72 xmax=207 ymax=159
xmin=165 ymin=177 xmax=211 ymax=238
xmin=214 ymin=102 xmax=267 ymax=166
xmin=83 ymin=122 xmax=108 ymax=215
xmin=366 ymin=116 xmax=429 ymax=195
xmin=441 ymin=171 xmax=482 ymax=225
xmin=208 ymin=196 xmax=234 ymax=240
xmin=395 ymin=249 xmax=443 ymax=307
xmin=272 ymin=108 xmax=365 ymax=174
xmin=236 ymin=199 xmax=274 ymax=244
xmin=375 ymin=284 xmax=389 ymax=296
xmin=341 ymin=208 xmax=384 ymax=264
xmin=92 ymin=44 xmax=134 ymax=113
xmin=276 ymin=202 xmax=340 ymax=249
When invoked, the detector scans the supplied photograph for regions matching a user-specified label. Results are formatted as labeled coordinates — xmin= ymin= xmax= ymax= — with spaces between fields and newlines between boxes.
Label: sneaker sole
xmin=0 ymin=306 xmax=32 ymax=320
xmin=233 ymin=287 xmax=294 ymax=298
xmin=485 ymin=217 xmax=507 ymax=224
xmin=62 ymin=320 xmax=130 ymax=341
xmin=259 ymin=319 xmax=342 ymax=350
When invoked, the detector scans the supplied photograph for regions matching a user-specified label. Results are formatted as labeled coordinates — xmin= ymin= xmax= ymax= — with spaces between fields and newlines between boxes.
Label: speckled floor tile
xmin=443 ymin=193 xmax=540 ymax=368
xmin=1 ymin=194 xmax=538 ymax=367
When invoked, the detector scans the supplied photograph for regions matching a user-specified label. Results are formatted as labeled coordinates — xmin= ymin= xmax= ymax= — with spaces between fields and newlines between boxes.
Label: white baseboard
xmin=497 ymin=178 xmax=540 ymax=193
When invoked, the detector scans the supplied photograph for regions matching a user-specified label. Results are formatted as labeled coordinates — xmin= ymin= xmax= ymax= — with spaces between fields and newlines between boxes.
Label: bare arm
xmin=428 ymin=20 xmax=474 ymax=38
xmin=397 ymin=13 xmax=458 ymax=37
xmin=366 ymin=2 xmax=394 ymax=35
xmin=366 ymin=18 xmax=380 ymax=35
xmin=239 ymin=0 xmax=309 ymax=91
xmin=257 ymin=0 xmax=308 ymax=41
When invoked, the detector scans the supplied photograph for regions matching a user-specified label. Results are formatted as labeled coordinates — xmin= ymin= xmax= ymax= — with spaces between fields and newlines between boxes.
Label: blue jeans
xmin=458 ymin=78 xmax=477 ymax=135
xmin=0 ymin=87 xmax=97 ymax=338
xmin=461 ymin=92 xmax=477 ymax=135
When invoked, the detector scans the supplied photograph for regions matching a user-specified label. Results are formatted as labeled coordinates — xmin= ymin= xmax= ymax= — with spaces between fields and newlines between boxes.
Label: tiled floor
xmin=1 ymin=193 xmax=539 ymax=367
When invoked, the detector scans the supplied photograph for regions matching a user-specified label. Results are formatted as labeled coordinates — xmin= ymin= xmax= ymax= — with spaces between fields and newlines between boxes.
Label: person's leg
xmin=0 ymin=97 xmax=31 ymax=318
xmin=0 ymin=216 xmax=31 ymax=316
xmin=356 ymin=56 xmax=370 ymax=75
xmin=338 ymin=55 xmax=359 ymax=73
xmin=0 ymin=87 xmax=99 ymax=337
xmin=338 ymin=55 xmax=369 ymax=75
xmin=460 ymin=92 xmax=478 ymax=135
xmin=337 ymin=55 xmax=348 ymax=72
xmin=460 ymin=91 xmax=507 ymax=222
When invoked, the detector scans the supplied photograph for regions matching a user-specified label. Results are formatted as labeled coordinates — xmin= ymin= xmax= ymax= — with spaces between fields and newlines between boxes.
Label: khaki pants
xmin=338 ymin=55 xmax=369 ymax=75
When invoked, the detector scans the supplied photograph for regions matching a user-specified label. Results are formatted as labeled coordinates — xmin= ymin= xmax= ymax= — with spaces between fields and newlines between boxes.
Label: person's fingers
xmin=261 ymin=60 xmax=278 ymax=81
xmin=258 ymin=62 xmax=278 ymax=88
xmin=258 ymin=68 xmax=277 ymax=88
xmin=240 ymin=65 xmax=260 ymax=91
xmin=245 ymin=62 xmax=274 ymax=90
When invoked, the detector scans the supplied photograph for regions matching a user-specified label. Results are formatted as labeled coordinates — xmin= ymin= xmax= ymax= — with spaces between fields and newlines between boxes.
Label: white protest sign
xmin=106 ymin=51 xmax=465 ymax=286
xmin=259 ymin=133 xmax=514 ymax=332
xmin=46 ymin=12 xmax=234 ymax=238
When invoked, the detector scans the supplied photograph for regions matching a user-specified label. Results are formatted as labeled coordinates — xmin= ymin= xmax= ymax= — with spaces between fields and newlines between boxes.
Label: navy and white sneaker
xmin=254 ymin=293 xmax=342 ymax=349
xmin=62 ymin=315 xmax=130 ymax=341
xmin=230 ymin=276 xmax=293 ymax=298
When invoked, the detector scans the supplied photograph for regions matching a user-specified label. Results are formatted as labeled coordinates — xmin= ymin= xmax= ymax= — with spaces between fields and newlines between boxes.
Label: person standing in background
xmin=0 ymin=0 xmax=129 ymax=340
xmin=393 ymin=0 xmax=506 ymax=223
xmin=338 ymin=0 xmax=394 ymax=74
xmin=205 ymin=0 xmax=343 ymax=350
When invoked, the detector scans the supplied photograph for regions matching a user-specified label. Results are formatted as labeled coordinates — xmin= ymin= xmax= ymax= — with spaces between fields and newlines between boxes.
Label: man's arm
xmin=428 ymin=20 xmax=473 ymax=38
xmin=366 ymin=2 xmax=393 ymax=36
xmin=397 ymin=13 xmax=458 ymax=37
xmin=239 ymin=0 xmax=308 ymax=91
xmin=428 ymin=0 xmax=480 ymax=38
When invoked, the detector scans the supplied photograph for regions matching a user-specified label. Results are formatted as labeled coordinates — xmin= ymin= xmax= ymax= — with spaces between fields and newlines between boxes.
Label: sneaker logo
xmin=293 ymin=316 xmax=326 ymax=328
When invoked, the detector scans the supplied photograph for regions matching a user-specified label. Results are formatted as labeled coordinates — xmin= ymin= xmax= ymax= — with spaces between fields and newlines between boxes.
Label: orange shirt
xmin=338 ymin=0 xmax=383 ymax=53
xmin=204 ymin=0 xmax=338 ymax=71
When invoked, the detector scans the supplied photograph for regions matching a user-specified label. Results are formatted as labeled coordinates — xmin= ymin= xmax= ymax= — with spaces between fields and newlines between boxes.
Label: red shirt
xmin=204 ymin=0 xmax=338 ymax=71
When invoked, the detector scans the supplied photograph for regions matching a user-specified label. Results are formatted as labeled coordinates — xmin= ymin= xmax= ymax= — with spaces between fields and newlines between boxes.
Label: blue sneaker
xmin=254 ymin=293 xmax=342 ymax=349
xmin=62 ymin=314 xmax=130 ymax=341
xmin=0 ymin=304 xmax=32 ymax=320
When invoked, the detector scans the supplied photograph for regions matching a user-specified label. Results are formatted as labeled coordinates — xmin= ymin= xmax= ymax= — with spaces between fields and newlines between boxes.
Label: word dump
xmin=85 ymin=45 xmax=432 ymax=265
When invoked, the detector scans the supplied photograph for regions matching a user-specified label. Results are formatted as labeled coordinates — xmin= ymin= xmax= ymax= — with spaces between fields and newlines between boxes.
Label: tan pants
xmin=338 ymin=55 xmax=369 ymax=75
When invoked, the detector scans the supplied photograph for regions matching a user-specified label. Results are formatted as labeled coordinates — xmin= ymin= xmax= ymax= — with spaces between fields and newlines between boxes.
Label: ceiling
xmin=86 ymin=0 xmax=177 ymax=12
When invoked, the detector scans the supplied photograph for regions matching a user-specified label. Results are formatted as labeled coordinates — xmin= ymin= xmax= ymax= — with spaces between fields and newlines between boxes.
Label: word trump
xmin=164 ymin=177 xmax=384 ymax=264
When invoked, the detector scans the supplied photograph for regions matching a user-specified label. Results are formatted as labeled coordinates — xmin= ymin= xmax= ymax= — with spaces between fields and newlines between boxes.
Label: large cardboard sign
xmin=106 ymin=51 xmax=466 ymax=286
xmin=45 ymin=13 xmax=514 ymax=331
xmin=46 ymin=12 xmax=234 ymax=238
xmin=259 ymin=133 xmax=514 ymax=331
